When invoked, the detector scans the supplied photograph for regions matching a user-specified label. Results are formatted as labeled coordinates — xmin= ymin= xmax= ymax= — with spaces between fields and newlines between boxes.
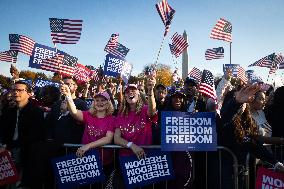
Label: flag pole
xmin=230 ymin=42 xmax=232 ymax=64
xmin=155 ymin=35 xmax=166 ymax=65
xmin=170 ymin=50 xmax=178 ymax=68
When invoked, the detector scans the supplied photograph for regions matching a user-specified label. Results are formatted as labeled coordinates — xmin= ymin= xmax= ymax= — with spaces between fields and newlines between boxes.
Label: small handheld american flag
xmin=104 ymin=34 xmax=129 ymax=58
xmin=274 ymin=53 xmax=284 ymax=70
xmin=0 ymin=51 xmax=18 ymax=63
xmin=248 ymin=53 xmax=276 ymax=68
xmin=9 ymin=34 xmax=35 ymax=56
xmin=49 ymin=18 xmax=83 ymax=44
xmin=205 ymin=47 xmax=224 ymax=60
xmin=210 ymin=18 xmax=232 ymax=42
xmin=74 ymin=63 xmax=92 ymax=83
xmin=237 ymin=66 xmax=248 ymax=84
xmin=169 ymin=32 xmax=188 ymax=58
xmin=188 ymin=67 xmax=202 ymax=83
xmin=199 ymin=70 xmax=216 ymax=100
xmin=156 ymin=0 xmax=175 ymax=37
xmin=41 ymin=53 xmax=78 ymax=76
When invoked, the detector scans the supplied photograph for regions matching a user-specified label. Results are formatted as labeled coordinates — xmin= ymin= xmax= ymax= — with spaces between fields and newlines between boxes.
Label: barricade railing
xmin=60 ymin=144 xmax=239 ymax=189
xmin=245 ymin=144 xmax=284 ymax=189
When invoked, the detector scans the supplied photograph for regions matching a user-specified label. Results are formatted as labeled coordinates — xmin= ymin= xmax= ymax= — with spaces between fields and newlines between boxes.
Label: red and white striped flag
xmin=199 ymin=70 xmax=217 ymax=100
xmin=275 ymin=54 xmax=284 ymax=69
xmin=188 ymin=67 xmax=202 ymax=83
xmin=210 ymin=18 xmax=232 ymax=42
xmin=89 ymin=69 xmax=100 ymax=82
xmin=41 ymin=54 xmax=64 ymax=73
xmin=169 ymin=32 xmax=188 ymax=58
xmin=9 ymin=34 xmax=35 ymax=56
xmin=49 ymin=18 xmax=83 ymax=44
xmin=41 ymin=53 xmax=78 ymax=76
xmin=0 ymin=51 xmax=18 ymax=63
xmin=74 ymin=63 xmax=91 ymax=83
xmin=106 ymin=33 xmax=119 ymax=48
xmin=237 ymin=66 xmax=248 ymax=84
xmin=205 ymin=47 xmax=224 ymax=60
xmin=156 ymin=0 xmax=175 ymax=36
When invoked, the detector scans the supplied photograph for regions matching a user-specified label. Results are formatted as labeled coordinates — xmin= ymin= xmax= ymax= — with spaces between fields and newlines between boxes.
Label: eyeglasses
xmin=11 ymin=89 xmax=27 ymax=93
xmin=64 ymin=83 xmax=76 ymax=86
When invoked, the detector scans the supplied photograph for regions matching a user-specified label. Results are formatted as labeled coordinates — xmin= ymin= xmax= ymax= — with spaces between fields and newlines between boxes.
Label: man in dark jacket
xmin=29 ymin=76 xmax=88 ymax=188
xmin=0 ymin=81 xmax=45 ymax=188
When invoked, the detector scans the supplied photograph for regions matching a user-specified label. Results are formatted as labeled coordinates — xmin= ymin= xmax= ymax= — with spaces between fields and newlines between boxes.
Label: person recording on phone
xmin=30 ymin=76 xmax=88 ymax=188
xmin=45 ymin=76 xmax=88 ymax=143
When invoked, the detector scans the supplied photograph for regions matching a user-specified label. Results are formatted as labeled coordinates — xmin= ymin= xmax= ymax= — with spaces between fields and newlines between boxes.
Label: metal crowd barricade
xmin=244 ymin=144 xmax=284 ymax=189
xmin=59 ymin=144 xmax=239 ymax=189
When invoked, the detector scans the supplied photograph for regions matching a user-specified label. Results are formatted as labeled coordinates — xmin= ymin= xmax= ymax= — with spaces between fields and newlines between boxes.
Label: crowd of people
xmin=0 ymin=69 xmax=284 ymax=189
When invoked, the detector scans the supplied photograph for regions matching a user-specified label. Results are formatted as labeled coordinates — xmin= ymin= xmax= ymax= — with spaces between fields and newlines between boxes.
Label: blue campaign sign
xmin=22 ymin=79 xmax=33 ymax=87
xmin=223 ymin=64 xmax=240 ymax=77
xmin=161 ymin=111 xmax=217 ymax=151
xmin=52 ymin=150 xmax=105 ymax=189
xmin=34 ymin=79 xmax=60 ymax=90
xmin=29 ymin=43 xmax=66 ymax=69
xmin=121 ymin=61 xmax=132 ymax=84
xmin=119 ymin=150 xmax=174 ymax=189
xmin=104 ymin=53 xmax=126 ymax=77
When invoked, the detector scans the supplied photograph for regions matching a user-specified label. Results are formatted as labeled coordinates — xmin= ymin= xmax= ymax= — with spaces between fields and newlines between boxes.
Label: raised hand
xmin=146 ymin=76 xmax=156 ymax=92
xmin=235 ymin=84 xmax=260 ymax=104
xmin=60 ymin=81 xmax=72 ymax=97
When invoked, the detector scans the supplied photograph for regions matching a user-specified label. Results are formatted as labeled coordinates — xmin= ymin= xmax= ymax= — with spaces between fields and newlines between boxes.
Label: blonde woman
xmin=61 ymin=83 xmax=114 ymax=165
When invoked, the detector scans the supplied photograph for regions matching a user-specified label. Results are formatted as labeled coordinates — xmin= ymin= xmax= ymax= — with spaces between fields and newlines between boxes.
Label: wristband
xmin=65 ymin=96 xmax=72 ymax=101
xmin=126 ymin=142 xmax=133 ymax=148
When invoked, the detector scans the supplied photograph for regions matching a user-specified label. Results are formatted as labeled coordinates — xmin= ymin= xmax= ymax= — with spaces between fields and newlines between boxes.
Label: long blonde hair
xmin=89 ymin=100 xmax=114 ymax=116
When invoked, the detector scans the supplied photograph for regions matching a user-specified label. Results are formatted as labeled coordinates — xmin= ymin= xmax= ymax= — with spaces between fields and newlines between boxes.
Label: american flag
xmin=188 ymin=67 xmax=202 ymax=83
xmin=49 ymin=18 xmax=83 ymax=44
xmin=269 ymin=62 xmax=278 ymax=74
xmin=169 ymin=32 xmax=188 ymax=58
xmin=0 ymin=51 xmax=18 ymax=63
xmin=248 ymin=53 xmax=276 ymax=68
xmin=275 ymin=54 xmax=284 ymax=69
xmin=156 ymin=0 xmax=175 ymax=36
xmin=205 ymin=47 xmax=224 ymax=60
xmin=106 ymin=33 xmax=119 ymax=48
xmin=237 ymin=66 xmax=248 ymax=84
xmin=41 ymin=54 xmax=78 ymax=76
xmin=104 ymin=42 xmax=129 ymax=58
xmin=169 ymin=43 xmax=175 ymax=55
xmin=199 ymin=70 xmax=216 ymax=100
xmin=58 ymin=54 xmax=78 ymax=76
xmin=9 ymin=34 xmax=35 ymax=56
xmin=74 ymin=63 xmax=91 ymax=83
xmin=210 ymin=18 xmax=232 ymax=42
xmin=41 ymin=54 xmax=64 ymax=73
xmin=90 ymin=69 xmax=100 ymax=82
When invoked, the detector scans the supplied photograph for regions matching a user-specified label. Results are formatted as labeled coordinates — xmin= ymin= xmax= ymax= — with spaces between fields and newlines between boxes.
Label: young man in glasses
xmin=0 ymin=81 xmax=45 ymax=188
